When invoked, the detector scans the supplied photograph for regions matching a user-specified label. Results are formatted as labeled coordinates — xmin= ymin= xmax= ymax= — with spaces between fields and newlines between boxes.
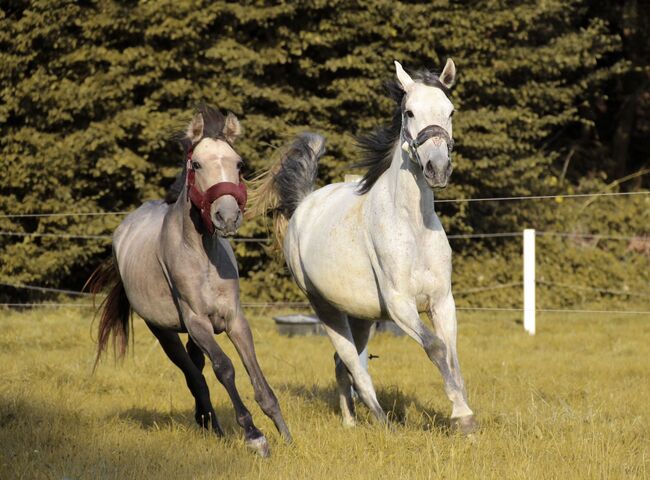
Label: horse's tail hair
xmin=248 ymin=132 xmax=326 ymax=250
xmin=84 ymin=258 xmax=132 ymax=372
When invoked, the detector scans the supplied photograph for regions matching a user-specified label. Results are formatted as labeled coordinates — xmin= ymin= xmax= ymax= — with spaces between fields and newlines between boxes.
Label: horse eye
xmin=406 ymin=110 xmax=414 ymax=118
xmin=191 ymin=161 xmax=201 ymax=170
xmin=450 ymin=110 xmax=455 ymax=117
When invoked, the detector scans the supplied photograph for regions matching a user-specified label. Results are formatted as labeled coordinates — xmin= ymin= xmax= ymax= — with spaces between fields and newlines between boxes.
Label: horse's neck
xmin=172 ymin=191 xmax=211 ymax=253
xmin=378 ymin=146 xmax=436 ymax=228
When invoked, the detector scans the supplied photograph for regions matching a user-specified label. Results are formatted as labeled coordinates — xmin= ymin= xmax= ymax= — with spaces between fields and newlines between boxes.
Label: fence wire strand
xmin=2 ymin=303 xmax=649 ymax=315
xmin=2 ymin=190 xmax=648 ymax=219
xmin=537 ymin=280 xmax=650 ymax=298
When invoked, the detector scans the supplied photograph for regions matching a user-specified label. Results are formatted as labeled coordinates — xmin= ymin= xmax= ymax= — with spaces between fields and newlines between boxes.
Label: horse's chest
xmin=165 ymin=244 xmax=240 ymax=333
xmin=196 ymin=268 xmax=237 ymax=305
xmin=409 ymin=243 xmax=452 ymax=306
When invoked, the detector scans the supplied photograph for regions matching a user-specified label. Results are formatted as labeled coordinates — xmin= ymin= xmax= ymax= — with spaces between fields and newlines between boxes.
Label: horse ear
xmin=440 ymin=58 xmax=456 ymax=89
xmin=394 ymin=61 xmax=414 ymax=91
xmin=186 ymin=113 xmax=204 ymax=144
xmin=223 ymin=112 xmax=242 ymax=143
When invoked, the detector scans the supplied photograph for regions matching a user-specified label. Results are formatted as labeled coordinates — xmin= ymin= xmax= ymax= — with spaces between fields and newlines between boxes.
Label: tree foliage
xmin=1 ymin=0 xmax=647 ymax=305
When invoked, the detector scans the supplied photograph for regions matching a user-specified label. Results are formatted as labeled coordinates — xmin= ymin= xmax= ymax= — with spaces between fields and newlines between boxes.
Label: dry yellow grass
xmin=0 ymin=306 xmax=648 ymax=479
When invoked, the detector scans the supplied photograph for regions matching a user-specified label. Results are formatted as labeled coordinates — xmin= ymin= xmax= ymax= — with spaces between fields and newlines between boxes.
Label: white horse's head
xmin=184 ymin=108 xmax=245 ymax=236
xmin=395 ymin=59 xmax=456 ymax=188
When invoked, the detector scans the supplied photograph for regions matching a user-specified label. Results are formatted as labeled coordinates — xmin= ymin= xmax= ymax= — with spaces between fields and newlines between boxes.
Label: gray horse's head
xmin=184 ymin=107 xmax=245 ymax=236
xmin=396 ymin=59 xmax=456 ymax=189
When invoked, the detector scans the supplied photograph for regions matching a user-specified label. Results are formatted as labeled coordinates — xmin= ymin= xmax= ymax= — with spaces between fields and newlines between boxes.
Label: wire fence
xmin=2 ymin=190 xmax=648 ymax=316
xmin=0 ymin=231 xmax=270 ymax=243
xmin=435 ymin=190 xmax=650 ymax=203
xmin=2 ymin=302 xmax=649 ymax=316
xmin=3 ymin=230 xmax=646 ymax=242
xmin=2 ymin=190 xmax=648 ymax=242
xmin=1 ymin=190 xmax=648 ymax=219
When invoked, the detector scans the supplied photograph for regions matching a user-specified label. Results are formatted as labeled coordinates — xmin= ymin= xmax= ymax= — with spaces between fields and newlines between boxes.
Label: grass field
xmin=0 ymin=306 xmax=648 ymax=479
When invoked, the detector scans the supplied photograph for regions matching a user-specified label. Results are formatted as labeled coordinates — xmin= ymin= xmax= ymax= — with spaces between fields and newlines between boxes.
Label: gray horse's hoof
xmin=451 ymin=415 xmax=479 ymax=435
xmin=281 ymin=431 xmax=294 ymax=444
xmin=246 ymin=435 xmax=270 ymax=458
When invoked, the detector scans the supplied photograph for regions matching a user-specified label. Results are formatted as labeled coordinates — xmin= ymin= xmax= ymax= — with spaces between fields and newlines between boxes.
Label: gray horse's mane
xmin=165 ymin=104 xmax=228 ymax=204
xmin=355 ymin=69 xmax=450 ymax=195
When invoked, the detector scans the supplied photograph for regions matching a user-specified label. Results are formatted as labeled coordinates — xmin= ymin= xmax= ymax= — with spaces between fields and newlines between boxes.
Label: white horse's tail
xmin=248 ymin=132 xmax=326 ymax=250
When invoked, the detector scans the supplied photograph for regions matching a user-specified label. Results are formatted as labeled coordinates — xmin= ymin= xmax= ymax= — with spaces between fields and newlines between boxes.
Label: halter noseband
xmin=185 ymin=144 xmax=247 ymax=235
xmin=400 ymin=101 xmax=454 ymax=167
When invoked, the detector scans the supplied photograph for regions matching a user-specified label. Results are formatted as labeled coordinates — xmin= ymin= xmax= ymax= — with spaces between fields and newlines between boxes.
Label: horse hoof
xmin=246 ymin=435 xmax=270 ymax=458
xmin=195 ymin=414 xmax=224 ymax=437
xmin=342 ymin=417 xmax=356 ymax=428
xmin=281 ymin=430 xmax=293 ymax=444
xmin=451 ymin=415 xmax=479 ymax=435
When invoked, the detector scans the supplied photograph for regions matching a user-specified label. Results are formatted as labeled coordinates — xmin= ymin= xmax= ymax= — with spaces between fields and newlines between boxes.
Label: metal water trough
xmin=273 ymin=314 xmax=323 ymax=337
xmin=273 ymin=313 xmax=405 ymax=337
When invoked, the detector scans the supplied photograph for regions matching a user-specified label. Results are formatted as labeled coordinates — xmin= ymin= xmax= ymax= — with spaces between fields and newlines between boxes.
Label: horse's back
xmin=114 ymin=200 xmax=180 ymax=328
xmin=114 ymin=200 xmax=167 ymax=265
xmin=286 ymin=182 xmax=382 ymax=319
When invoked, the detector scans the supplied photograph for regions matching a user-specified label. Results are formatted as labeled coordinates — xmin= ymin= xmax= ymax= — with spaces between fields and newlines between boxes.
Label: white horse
xmin=252 ymin=59 xmax=477 ymax=433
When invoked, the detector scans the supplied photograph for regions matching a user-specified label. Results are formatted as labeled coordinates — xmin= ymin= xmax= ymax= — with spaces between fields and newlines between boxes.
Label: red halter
xmin=185 ymin=146 xmax=247 ymax=235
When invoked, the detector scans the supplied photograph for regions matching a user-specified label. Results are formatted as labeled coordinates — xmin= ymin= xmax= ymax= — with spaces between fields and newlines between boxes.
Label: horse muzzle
xmin=187 ymin=172 xmax=247 ymax=236
xmin=423 ymin=156 xmax=453 ymax=189
xmin=211 ymin=197 xmax=243 ymax=237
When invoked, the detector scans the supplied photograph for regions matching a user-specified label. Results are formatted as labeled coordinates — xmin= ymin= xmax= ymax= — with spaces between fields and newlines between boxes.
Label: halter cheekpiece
xmin=185 ymin=144 xmax=247 ymax=235
xmin=400 ymin=97 xmax=454 ymax=167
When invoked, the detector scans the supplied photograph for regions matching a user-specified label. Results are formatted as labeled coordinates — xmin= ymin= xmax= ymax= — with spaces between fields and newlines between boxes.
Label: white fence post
xmin=523 ymin=229 xmax=536 ymax=335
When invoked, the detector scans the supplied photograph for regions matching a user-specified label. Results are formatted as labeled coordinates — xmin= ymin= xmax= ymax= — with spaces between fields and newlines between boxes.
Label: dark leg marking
xmin=145 ymin=322 xmax=223 ymax=435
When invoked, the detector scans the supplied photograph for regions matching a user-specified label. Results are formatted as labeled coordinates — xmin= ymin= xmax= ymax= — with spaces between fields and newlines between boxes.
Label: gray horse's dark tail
xmin=85 ymin=259 xmax=132 ymax=371
xmin=248 ymin=132 xmax=326 ymax=250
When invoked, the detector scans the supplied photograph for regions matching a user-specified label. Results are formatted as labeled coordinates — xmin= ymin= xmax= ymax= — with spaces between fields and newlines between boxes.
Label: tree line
xmin=1 ymin=0 xmax=648 ymax=305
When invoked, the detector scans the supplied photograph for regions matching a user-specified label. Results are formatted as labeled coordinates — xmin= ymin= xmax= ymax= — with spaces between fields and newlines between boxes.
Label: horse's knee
xmin=424 ymin=335 xmax=448 ymax=364
xmin=255 ymin=390 xmax=280 ymax=417
xmin=213 ymin=358 xmax=235 ymax=384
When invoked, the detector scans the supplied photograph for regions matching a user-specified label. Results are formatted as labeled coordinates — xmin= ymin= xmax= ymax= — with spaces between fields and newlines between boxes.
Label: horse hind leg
xmin=145 ymin=322 xmax=223 ymax=436
xmin=334 ymin=352 xmax=355 ymax=427
xmin=311 ymin=298 xmax=387 ymax=425
xmin=185 ymin=336 xmax=223 ymax=432
xmin=334 ymin=317 xmax=375 ymax=427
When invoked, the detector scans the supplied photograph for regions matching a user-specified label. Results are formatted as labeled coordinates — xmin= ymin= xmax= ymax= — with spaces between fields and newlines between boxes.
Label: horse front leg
xmin=226 ymin=311 xmax=292 ymax=443
xmin=384 ymin=291 xmax=476 ymax=433
xmin=427 ymin=293 xmax=478 ymax=434
xmin=184 ymin=312 xmax=270 ymax=457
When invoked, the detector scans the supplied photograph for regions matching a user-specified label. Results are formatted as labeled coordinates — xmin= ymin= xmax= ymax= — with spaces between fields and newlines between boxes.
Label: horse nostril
xmin=424 ymin=161 xmax=435 ymax=176
xmin=215 ymin=211 xmax=225 ymax=224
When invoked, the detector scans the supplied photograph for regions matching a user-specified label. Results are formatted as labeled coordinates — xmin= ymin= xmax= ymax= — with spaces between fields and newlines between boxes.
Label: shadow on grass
xmin=377 ymin=386 xmax=450 ymax=431
xmin=0 ymin=396 xmax=245 ymax=479
xmin=117 ymin=403 xmax=242 ymax=436
xmin=281 ymin=382 xmax=450 ymax=432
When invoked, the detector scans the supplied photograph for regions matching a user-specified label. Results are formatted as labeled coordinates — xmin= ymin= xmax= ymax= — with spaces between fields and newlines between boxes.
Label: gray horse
xmin=88 ymin=105 xmax=291 ymax=457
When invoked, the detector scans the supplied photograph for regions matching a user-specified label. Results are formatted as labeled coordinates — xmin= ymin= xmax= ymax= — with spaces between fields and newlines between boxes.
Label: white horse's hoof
xmin=246 ymin=435 xmax=270 ymax=457
xmin=451 ymin=415 xmax=479 ymax=435
xmin=342 ymin=417 xmax=356 ymax=428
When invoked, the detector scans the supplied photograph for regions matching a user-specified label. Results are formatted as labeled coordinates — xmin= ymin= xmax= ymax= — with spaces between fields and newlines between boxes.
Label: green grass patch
xmin=0 ymin=307 xmax=648 ymax=479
